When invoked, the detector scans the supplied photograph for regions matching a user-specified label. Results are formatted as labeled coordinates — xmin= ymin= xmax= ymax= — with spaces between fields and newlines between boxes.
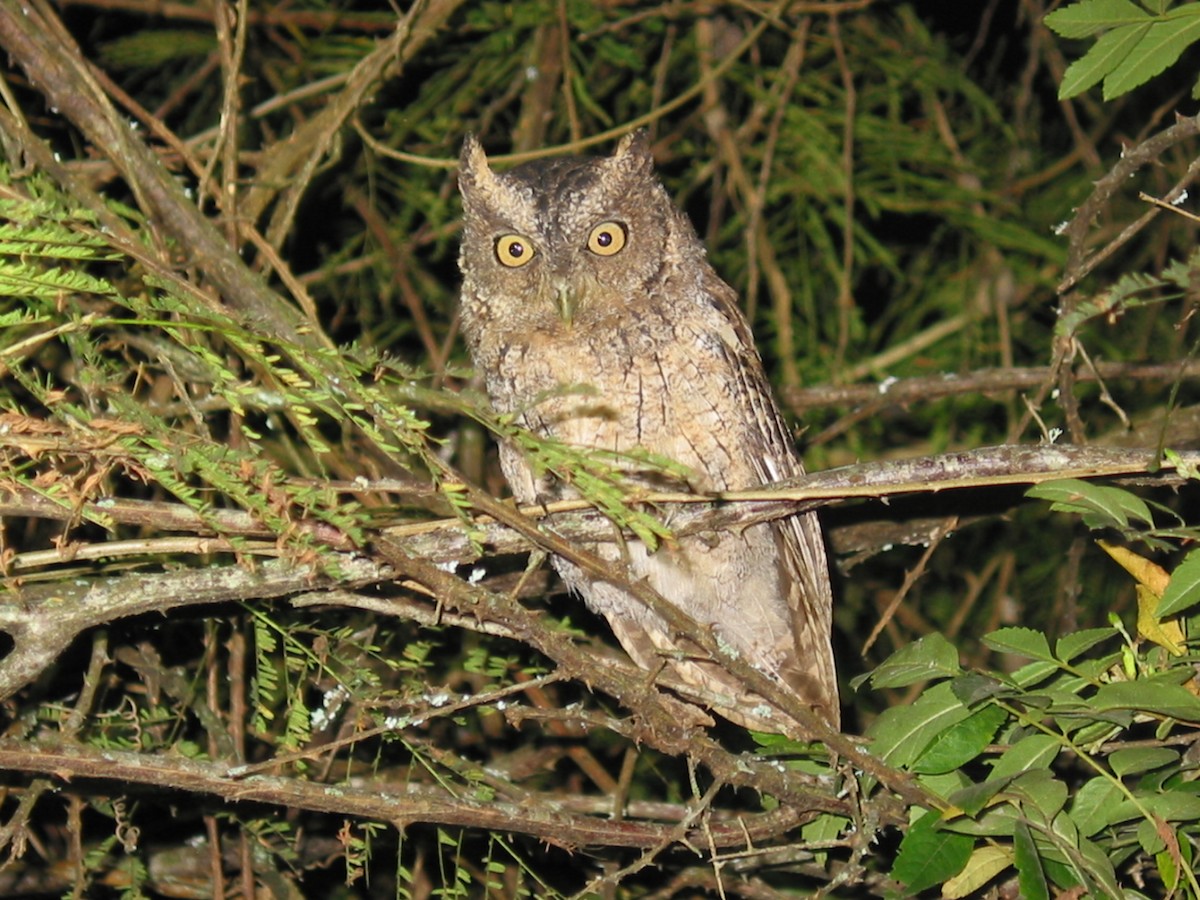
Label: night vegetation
xmin=2 ymin=0 xmax=1200 ymax=895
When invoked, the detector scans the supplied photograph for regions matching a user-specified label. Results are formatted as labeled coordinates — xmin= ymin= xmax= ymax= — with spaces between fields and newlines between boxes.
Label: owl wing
xmin=701 ymin=271 xmax=840 ymax=728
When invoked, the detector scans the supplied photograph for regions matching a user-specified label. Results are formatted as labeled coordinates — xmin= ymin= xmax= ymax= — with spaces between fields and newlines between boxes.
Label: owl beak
xmin=554 ymin=282 xmax=576 ymax=326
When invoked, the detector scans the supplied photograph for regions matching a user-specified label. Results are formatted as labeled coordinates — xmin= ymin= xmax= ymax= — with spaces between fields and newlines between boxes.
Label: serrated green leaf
xmin=1103 ymin=15 xmax=1200 ymax=98
xmin=1157 ymin=547 xmax=1200 ymax=617
xmin=1044 ymin=0 xmax=1149 ymax=38
xmin=891 ymin=810 xmax=973 ymax=893
xmin=984 ymin=627 xmax=1054 ymax=662
xmin=1059 ymin=22 xmax=1150 ymax=97
xmin=1013 ymin=817 xmax=1050 ymax=900
xmin=869 ymin=682 xmax=970 ymax=768
xmin=950 ymin=672 xmax=1009 ymax=705
xmin=1055 ymin=627 xmax=1118 ymax=663
xmin=1092 ymin=678 xmax=1200 ymax=721
xmin=1009 ymin=659 xmax=1061 ymax=688
xmin=866 ymin=632 xmax=962 ymax=689
xmin=912 ymin=704 xmax=1007 ymax=775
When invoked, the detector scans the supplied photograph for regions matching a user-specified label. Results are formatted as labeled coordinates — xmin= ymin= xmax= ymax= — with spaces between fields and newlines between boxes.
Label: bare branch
xmin=0 ymin=740 xmax=821 ymax=850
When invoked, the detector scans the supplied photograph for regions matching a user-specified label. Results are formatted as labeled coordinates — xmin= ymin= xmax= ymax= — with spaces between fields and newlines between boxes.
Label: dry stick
xmin=745 ymin=21 xmax=809 ymax=325
xmin=2 ymin=445 xmax=1195 ymax=574
xmin=0 ymin=554 xmax=394 ymax=702
xmin=1 ymin=559 xmax=852 ymax=848
xmin=781 ymin=360 xmax=1200 ymax=413
xmin=829 ymin=12 xmax=858 ymax=374
xmin=860 ymin=517 xmax=958 ymax=656
xmin=348 ymin=189 xmax=442 ymax=363
xmin=256 ymin=0 xmax=468 ymax=250
xmin=694 ymin=17 xmax=805 ymax=392
xmin=203 ymin=0 xmax=247 ymax=240
xmin=366 ymin=541 xmax=855 ymax=808
xmin=578 ymin=777 xmax=729 ymax=898
xmin=370 ymin=0 xmax=794 ymax=170
xmin=1025 ymin=114 xmax=1200 ymax=442
xmin=557 ymin=0 xmax=582 ymax=144
xmin=0 ymin=740 xmax=818 ymax=850
xmin=427 ymin=472 xmax=934 ymax=808
xmin=837 ymin=313 xmax=970 ymax=386
xmin=1059 ymin=111 xmax=1200 ymax=295
xmin=0 ymin=0 xmax=309 ymax=347
xmin=228 ymin=675 xmax=566 ymax=778
xmin=55 ymin=0 xmax=399 ymax=32
xmin=0 ymin=445 xmax=1178 ymax=723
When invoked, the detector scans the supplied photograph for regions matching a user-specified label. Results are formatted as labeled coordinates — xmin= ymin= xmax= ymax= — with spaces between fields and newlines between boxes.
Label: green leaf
xmin=983 ymin=627 xmax=1054 ymax=662
xmin=913 ymin=704 xmax=1008 ymax=775
xmin=1134 ymin=790 xmax=1200 ymax=822
xmin=950 ymin=672 xmax=1009 ymax=705
xmin=1103 ymin=14 xmax=1200 ymax=99
xmin=1091 ymin=678 xmax=1200 ymax=721
xmin=869 ymin=682 xmax=970 ymax=769
xmin=1157 ymin=547 xmax=1200 ymax=617
xmin=1009 ymin=659 xmax=1061 ymax=688
xmin=1012 ymin=769 xmax=1070 ymax=821
xmin=865 ymin=632 xmax=962 ymax=689
xmin=800 ymin=814 xmax=849 ymax=865
xmin=948 ymin=777 xmax=1015 ymax=818
xmin=1013 ymin=818 xmax=1050 ymax=900
xmin=891 ymin=810 xmax=973 ymax=893
xmin=918 ymin=770 xmax=973 ymax=802
xmin=1074 ymin=831 xmax=1124 ymax=898
xmin=989 ymin=734 xmax=1063 ymax=782
xmin=1109 ymin=746 xmax=1179 ymax=777
xmin=941 ymin=844 xmax=1013 ymax=898
xmin=1070 ymin=777 xmax=1127 ymax=836
xmin=1026 ymin=478 xmax=1153 ymax=530
xmin=1044 ymin=0 xmax=1149 ymax=38
xmin=1055 ymin=627 xmax=1118 ymax=663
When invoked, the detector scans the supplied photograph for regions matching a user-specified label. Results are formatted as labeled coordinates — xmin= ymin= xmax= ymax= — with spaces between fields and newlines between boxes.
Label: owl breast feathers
xmin=457 ymin=132 xmax=838 ymax=733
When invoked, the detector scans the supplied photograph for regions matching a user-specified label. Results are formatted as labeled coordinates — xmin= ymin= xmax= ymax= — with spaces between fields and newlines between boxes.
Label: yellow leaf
xmin=1137 ymin=585 xmax=1186 ymax=656
xmin=1098 ymin=540 xmax=1170 ymax=595
xmin=941 ymin=844 xmax=1012 ymax=898
xmin=1098 ymin=541 xmax=1186 ymax=655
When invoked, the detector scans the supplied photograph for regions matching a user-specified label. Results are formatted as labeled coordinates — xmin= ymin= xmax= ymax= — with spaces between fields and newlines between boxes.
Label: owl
xmin=456 ymin=131 xmax=838 ymax=733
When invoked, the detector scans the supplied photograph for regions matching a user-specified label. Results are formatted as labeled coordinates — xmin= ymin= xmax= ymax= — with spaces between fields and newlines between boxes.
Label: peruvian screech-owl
xmin=457 ymin=132 xmax=838 ymax=733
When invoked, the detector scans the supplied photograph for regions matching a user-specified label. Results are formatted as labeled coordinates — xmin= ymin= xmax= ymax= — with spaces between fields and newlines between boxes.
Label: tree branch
xmin=0 ymin=740 xmax=822 ymax=850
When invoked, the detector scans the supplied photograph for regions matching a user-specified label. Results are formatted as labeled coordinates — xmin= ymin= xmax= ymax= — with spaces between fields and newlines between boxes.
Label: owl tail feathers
xmin=607 ymin=616 xmax=840 ymax=738
xmin=662 ymin=656 xmax=839 ymax=738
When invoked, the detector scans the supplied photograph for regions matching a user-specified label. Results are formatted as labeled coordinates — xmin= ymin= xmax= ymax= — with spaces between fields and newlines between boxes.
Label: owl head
xmin=457 ymin=132 xmax=703 ymax=337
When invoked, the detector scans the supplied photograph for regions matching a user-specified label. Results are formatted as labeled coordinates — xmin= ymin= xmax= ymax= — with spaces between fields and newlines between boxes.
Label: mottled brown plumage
xmin=457 ymin=132 xmax=838 ymax=732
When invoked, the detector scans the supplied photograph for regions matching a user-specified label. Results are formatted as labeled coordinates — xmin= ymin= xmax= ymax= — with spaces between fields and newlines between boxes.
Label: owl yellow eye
xmin=495 ymin=234 xmax=535 ymax=267
xmin=587 ymin=221 xmax=627 ymax=256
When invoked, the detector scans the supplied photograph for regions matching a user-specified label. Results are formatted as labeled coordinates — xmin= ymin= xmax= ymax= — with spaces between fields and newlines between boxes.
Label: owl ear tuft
xmin=458 ymin=134 xmax=498 ymax=200
xmin=610 ymin=130 xmax=654 ymax=176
